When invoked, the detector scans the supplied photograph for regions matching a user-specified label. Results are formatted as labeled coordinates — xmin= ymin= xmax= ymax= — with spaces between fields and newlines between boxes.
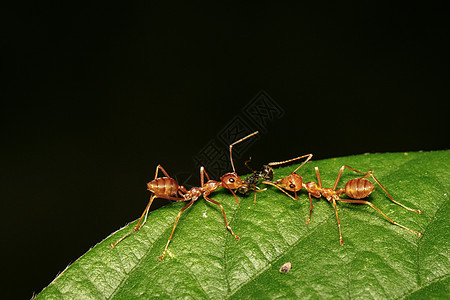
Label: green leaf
xmin=36 ymin=151 xmax=449 ymax=299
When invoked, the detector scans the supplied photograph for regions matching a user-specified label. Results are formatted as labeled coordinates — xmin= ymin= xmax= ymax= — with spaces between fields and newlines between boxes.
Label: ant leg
xmin=158 ymin=200 xmax=196 ymax=261
xmin=229 ymin=131 xmax=259 ymax=173
xmin=178 ymin=186 xmax=188 ymax=199
xmin=262 ymin=180 xmax=297 ymax=200
xmin=110 ymin=194 xmax=157 ymax=248
xmin=334 ymin=166 xmax=421 ymax=214
xmin=332 ymin=165 xmax=350 ymax=191
xmin=268 ymin=154 xmax=313 ymax=174
xmin=336 ymin=198 xmax=422 ymax=237
xmin=200 ymin=166 xmax=212 ymax=186
xmin=367 ymin=173 xmax=422 ymax=214
xmin=331 ymin=199 xmax=345 ymax=245
xmin=251 ymin=185 xmax=267 ymax=205
xmin=203 ymin=194 xmax=240 ymax=240
xmin=135 ymin=194 xmax=156 ymax=230
xmin=305 ymin=193 xmax=314 ymax=225
xmin=333 ymin=165 xmax=374 ymax=190
xmin=332 ymin=165 xmax=373 ymax=191
xmin=200 ymin=167 xmax=206 ymax=186
xmin=154 ymin=164 xmax=172 ymax=179
xmin=315 ymin=167 xmax=323 ymax=189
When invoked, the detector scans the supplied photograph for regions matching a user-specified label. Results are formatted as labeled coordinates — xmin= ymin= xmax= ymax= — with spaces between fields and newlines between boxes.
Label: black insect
xmin=237 ymin=158 xmax=274 ymax=204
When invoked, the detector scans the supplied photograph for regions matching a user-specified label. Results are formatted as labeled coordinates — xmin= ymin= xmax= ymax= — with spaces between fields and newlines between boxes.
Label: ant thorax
xmin=204 ymin=180 xmax=220 ymax=192
xmin=184 ymin=187 xmax=202 ymax=200
xmin=304 ymin=182 xmax=321 ymax=198
xmin=321 ymin=188 xmax=336 ymax=201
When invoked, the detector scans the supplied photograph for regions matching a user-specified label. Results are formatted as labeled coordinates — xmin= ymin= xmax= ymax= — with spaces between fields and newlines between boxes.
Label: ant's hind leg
xmin=110 ymin=194 xmax=157 ymax=248
xmin=332 ymin=165 xmax=362 ymax=191
xmin=154 ymin=164 xmax=172 ymax=179
xmin=367 ymin=173 xmax=421 ymax=214
xmin=334 ymin=165 xmax=421 ymax=214
xmin=336 ymin=198 xmax=422 ymax=237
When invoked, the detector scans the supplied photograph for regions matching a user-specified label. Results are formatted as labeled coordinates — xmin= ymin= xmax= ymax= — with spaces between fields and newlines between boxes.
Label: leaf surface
xmin=36 ymin=151 xmax=449 ymax=299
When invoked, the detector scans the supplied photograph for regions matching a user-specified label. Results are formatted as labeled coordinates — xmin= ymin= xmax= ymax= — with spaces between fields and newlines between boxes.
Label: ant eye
xmin=289 ymin=184 xmax=295 ymax=189
xmin=229 ymin=178 xmax=235 ymax=183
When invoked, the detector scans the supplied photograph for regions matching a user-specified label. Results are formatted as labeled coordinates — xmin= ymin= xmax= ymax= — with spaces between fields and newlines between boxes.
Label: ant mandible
xmin=264 ymin=160 xmax=422 ymax=245
xmin=220 ymin=131 xmax=260 ymax=204
xmin=236 ymin=157 xmax=274 ymax=204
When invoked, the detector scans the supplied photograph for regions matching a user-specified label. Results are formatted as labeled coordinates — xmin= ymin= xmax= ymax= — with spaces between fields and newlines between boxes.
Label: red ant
xmin=110 ymin=165 xmax=239 ymax=261
xmin=110 ymin=164 xmax=185 ymax=249
xmin=263 ymin=158 xmax=422 ymax=245
xmin=220 ymin=131 xmax=260 ymax=204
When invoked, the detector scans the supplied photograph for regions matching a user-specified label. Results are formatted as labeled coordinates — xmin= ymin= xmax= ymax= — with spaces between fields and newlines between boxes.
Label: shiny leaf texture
xmin=36 ymin=151 xmax=449 ymax=299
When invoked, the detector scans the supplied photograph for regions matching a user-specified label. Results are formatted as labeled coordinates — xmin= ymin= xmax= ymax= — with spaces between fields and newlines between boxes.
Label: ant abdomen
xmin=344 ymin=178 xmax=375 ymax=199
xmin=147 ymin=177 xmax=179 ymax=196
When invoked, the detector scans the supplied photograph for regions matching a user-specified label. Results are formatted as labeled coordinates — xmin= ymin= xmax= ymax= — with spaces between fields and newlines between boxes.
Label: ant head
xmin=220 ymin=173 xmax=243 ymax=190
xmin=277 ymin=173 xmax=303 ymax=192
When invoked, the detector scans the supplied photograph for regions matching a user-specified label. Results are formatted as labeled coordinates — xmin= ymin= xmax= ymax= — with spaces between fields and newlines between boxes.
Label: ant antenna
xmin=269 ymin=154 xmax=313 ymax=173
xmin=229 ymin=131 xmax=259 ymax=173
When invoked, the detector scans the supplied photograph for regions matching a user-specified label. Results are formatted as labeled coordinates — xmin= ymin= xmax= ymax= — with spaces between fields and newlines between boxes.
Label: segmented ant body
xmin=263 ymin=160 xmax=422 ymax=245
xmin=110 ymin=164 xmax=186 ymax=248
xmin=220 ymin=131 xmax=260 ymax=204
xmin=236 ymin=158 xmax=274 ymax=204
xmin=110 ymin=165 xmax=239 ymax=260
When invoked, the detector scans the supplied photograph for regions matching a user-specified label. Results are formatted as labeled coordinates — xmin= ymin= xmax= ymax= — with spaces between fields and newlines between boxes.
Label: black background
xmin=2 ymin=2 xmax=448 ymax=299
